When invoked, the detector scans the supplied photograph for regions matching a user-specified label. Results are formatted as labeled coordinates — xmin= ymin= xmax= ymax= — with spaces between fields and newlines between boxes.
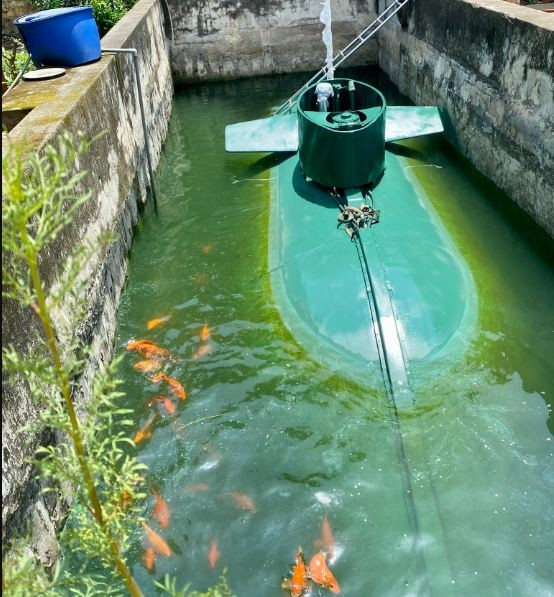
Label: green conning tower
xmin=297 ymin=79 xmax=386 ymax=189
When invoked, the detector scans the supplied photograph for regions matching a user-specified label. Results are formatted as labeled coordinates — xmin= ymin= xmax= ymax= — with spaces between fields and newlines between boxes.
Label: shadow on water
xmin=225 ymin=150 xmax=293 ymax=179
xmin=291 ymin=162 xmax=337 ymax=208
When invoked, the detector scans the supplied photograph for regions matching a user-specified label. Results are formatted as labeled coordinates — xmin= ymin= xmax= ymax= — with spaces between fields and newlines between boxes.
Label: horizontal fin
xmin=225 ymin=113 xmax=299 ymax=152
xmin=385 ymin=106 xmax=443 ymax=142
xmin=225 ymin=106 xmax=443 ymax=153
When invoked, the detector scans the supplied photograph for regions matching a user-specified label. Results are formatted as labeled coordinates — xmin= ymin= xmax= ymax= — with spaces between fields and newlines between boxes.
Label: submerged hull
xmin=269 ymin=151 xmax=477 ymax=402
xmin=226 ymin=78 xmax=476 ymax=407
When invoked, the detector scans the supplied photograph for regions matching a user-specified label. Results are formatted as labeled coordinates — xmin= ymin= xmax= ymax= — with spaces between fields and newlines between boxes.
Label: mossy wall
xmin=378 ymin=0 xmax=554 ymax=238
xmin=1 ymin=0 xmax=173 ymax=568
xmin=167 ymin=0 xmax=380 ymax=83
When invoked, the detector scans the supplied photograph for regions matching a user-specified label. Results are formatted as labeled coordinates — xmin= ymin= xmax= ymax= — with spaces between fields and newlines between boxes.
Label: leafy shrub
xmin=29 ymin=0 xmax=138 ymax=36
xmin=1 ymin=37 xmax=34 ymax=91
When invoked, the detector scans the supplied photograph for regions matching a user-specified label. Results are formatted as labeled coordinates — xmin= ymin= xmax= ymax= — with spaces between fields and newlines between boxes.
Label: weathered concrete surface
xmin=378 ymin=0 xmax=554 ymax=238
xmin=1 ymin=0 xmax=172 ymax=569
xmin=2 ymin=0 xmax=33 ymax=36
xmin=168 ymin=0 xmax=379 ymax=83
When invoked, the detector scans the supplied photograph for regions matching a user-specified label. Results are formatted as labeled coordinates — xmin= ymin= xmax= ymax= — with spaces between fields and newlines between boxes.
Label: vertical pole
xmin=101 ymin=48 xmax=158 ymax=211
xmin=131 ymin=51 xmax=158 ymax=211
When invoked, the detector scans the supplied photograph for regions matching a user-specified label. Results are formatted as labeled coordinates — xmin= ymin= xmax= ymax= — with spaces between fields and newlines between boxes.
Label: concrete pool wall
xmin=1 ymin=0 xmax=552 ymax=575
xmin=2 ymin=0 xmax=172 ymax=568
xmin=167 ymin=0 xmax=553 ymax=236
xmin=378 ymin=0 xmax=554 ymax=240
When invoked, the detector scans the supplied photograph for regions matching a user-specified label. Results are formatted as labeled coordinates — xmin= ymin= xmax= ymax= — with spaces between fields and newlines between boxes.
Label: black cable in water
xmin=326 ymin=186 xmax=431 ymax=591
xmin=354 ymin=235 xmax=431 ymax=594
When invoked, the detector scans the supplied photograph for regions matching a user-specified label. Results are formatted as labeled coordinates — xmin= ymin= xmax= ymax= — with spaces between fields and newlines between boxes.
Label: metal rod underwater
xmin=101 ymin=47 xmax=158 ymax=211
xmin=354 ymin=233 xmax=432 ymax=593
xmin=326 ymin=187 xmax=432 ymax=592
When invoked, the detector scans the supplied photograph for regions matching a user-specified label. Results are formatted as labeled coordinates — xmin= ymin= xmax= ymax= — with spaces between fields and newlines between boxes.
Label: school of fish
xmin=129 ymin=320 xmax=218 ymax=572
xmin=129 ymin=320 xmax=342 ymax=592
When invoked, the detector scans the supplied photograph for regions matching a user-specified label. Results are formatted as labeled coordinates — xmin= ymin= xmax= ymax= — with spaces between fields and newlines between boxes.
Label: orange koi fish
xmin=127 ymin=339 xmax=156 ymax=351
xmin=192 ymin=343 xmax=212 ymax=361
xmin=141 ymin=521 xmax=172 ymax=557
xmin=133 ymin=358 xmax=163 ymax=373
xmin=308 ymin=552 xmax=340 ymax=593
xmin=147 ymin=395 xmax=176 ymax=415
xmin=151 ymin=373 xmax=187 ymax=400
xmin=147 ymin=315 xmax=170 ymax=330
xmin=200 ymin=323 xmax=211 ymax=341
xmin=183 ymin=483 xmax=210 ymax=493
xmin=201 ymin=243 xmax=214 ymax=255
xmin=143 ymin=547 xmax=156 ymax=571
xmin=314 ymin=515 xmax=335 ymax=555
xmin=151 ymin=487 xmax=170 ymax=528
xmin=220 ymin=492 xmax=256 ymax=513
xmin=208 ymin=537 xmax=220 ymax=568
xmin=133 ymin=415 xmax=156 ymax=444
xmin=282 ymin=548 xmax=311 ymax=596
xmin=127 ymin=339 xmax=170 ymax=359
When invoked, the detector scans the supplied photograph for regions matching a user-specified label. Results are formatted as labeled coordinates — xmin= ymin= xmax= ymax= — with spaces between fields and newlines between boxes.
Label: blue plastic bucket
xmin=14 ymin=6 xmax=101 ymax=68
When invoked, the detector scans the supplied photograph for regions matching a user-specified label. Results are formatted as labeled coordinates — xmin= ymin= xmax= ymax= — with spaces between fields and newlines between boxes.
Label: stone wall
xmin=2 ymin=0 xmax=33 ymax=36
xmin=168 ymin=0 xmax=379 ymax=83
xmin=1 ymin=0 xmax=173 ymax=569
xmin=378 ymin=0 xmax=554 ymax=237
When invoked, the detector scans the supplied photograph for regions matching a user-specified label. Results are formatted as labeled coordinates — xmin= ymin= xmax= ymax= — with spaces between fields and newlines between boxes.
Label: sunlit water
xmin=104 ymin=67 xmax=553 ymax=596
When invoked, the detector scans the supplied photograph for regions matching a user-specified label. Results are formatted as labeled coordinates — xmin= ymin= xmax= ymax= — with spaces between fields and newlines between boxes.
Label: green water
xmin=113 ymin=68 xmax=554 ymax=596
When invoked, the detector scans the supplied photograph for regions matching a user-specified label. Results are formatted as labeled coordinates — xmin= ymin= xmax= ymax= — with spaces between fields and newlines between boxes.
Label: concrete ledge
xmin=1 ymin=0 xmax=173 ymax=566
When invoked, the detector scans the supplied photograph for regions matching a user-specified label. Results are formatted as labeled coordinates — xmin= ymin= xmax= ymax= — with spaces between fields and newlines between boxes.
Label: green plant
xmin=29 ymin=0 xmax=138 ymax=36
xmin=2 ymin=132 xmax=237 ymax=597
xmin=2 ymin=132 xmax=146 ymax=596
xmin=156 ymin=571 xmax=236 ymax=597
xmin=1 ymin=37 xmax=34 ymax=91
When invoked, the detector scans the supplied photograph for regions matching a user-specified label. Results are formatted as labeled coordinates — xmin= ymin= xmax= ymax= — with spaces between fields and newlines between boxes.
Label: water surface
xmin=114 ymin=67 xmax=554 ymax=596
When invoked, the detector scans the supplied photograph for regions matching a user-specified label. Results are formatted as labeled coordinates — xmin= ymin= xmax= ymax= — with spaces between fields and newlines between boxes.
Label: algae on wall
xmin=168 ymin=0 xmax=380 ymax=83
xmin=378 ymin=0 xmax=554 ymax=238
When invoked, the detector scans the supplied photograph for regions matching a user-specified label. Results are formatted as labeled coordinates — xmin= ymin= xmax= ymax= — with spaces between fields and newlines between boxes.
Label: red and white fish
xmin=308 ymin=551 xmax=340 ymax=593
xmin=314 ymin=515 xmax=342 ymax=564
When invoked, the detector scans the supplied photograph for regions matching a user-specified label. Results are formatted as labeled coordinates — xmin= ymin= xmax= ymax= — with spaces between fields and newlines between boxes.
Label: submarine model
xmin=225 ymin=78 xmax=477 ymax=409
